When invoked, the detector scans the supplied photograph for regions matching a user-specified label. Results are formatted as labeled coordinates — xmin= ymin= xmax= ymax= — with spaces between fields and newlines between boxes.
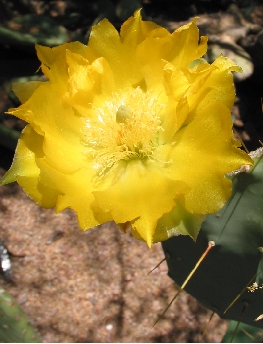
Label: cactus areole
xmin=162 ymin=148 xmax=263 ymax=328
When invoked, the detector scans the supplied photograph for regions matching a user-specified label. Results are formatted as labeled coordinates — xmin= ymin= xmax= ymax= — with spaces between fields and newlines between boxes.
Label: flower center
xmin=84 ymin=87 xmax=163 ymax=176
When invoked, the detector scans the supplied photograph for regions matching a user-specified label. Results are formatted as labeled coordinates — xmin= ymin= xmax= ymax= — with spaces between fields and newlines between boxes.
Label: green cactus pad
xmin=222 ymin=320 xmax=263 ymax=343
xmin=0 ymin=287 xmax=40 ymax=343
xmin=162 ymin=148 xmax=263 ymax=328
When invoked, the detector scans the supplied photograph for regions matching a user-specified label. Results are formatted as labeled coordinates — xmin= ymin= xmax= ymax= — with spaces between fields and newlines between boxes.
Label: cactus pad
xmin=0 ymin=287 xmax=40 ymax=342
xmin=162 ymin=148 xmax=263 ymax=328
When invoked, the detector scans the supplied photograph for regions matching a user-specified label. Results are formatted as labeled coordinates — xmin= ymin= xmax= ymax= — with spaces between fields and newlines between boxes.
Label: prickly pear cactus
xmin=0 ymin=287 xmax=40 ymax=342
xmin=162 ymin=148 xmax=263 ymax=328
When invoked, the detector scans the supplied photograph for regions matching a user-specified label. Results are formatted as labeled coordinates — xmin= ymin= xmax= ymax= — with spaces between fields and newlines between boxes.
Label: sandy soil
xmin=0 ymin=168 xmax=228 ymax=342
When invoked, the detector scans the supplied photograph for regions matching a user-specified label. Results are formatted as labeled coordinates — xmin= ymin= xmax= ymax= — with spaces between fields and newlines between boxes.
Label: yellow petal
xmin=36 ymin=158 xmax=106 ymax=229
xmin=155 ymin=102 xmax=253 ymax=214
xmin=36 ymin=42 xmax=87 ymax=67
xmin=10 ymin=82 xmax=87 ymax=174
xmin=36 ymin=42 xmax=95 ymax=82
xmin=12 ymin=81 xmax=42 ymax=103
xmin=65 ymin=53 xmax=116 ymax=117
xmin=170 ymin=18 xmax=208 ymax=67
xmin=89 ymin=10 xmax=159 ymax=88
xmin=185 ymin=55 xmax=241 ymax=124
xmin=0 ymin=125 xmax=59 ymax=208
xmin=1 ymin=127 xmax=105 ymax=228
xmin=93 ymin=160 xmax=186 ymax=247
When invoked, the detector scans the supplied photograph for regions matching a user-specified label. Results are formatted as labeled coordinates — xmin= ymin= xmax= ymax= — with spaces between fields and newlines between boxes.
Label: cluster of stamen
xmin=84 ymin=87 xmax=163 ymax=176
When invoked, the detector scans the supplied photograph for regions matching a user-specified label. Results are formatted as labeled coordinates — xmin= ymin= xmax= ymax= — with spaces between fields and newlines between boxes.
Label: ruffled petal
xmin=89 ymin=10 xmax=160 ymax=88
xmin=36 ymin=158 xmax=107 ymax=229
xmin=36 ymin=42 xmax=95 ymax=83
xmin=9 ymin=82 xmax=87 ymax=174
xmin=0 ymin=125 xmax=59 ymax=208
xmin=65 ymin=53 xmax=116 ymax=117
xmin=170 ymin=18 xmax=208 ymax=67
xmin=154 ymin=102 xmax=253 ymax=214
xmin=93 ymin=159 xmax=186 ymax=247
xmin=185 ymin=55 xmax=241 ymax=123
xmin=12 ymin=81 xmax=43 ymax=103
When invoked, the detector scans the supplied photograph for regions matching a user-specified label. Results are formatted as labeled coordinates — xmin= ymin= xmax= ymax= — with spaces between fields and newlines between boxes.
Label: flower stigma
xmin=85 ymin=87 xmax=164 ymax=177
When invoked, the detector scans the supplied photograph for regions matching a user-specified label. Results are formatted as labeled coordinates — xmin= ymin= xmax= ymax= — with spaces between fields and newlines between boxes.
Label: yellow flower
xmin=0 ymin=11 xmax=252 ymax=247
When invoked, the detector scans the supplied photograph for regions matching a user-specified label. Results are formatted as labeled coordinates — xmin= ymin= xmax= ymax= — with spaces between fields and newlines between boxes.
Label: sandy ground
xmin=0 ymin=168 xmax=228 ymax=342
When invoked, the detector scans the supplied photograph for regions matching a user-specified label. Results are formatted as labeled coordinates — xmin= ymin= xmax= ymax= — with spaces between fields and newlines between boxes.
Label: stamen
xmin=84 ymin=87 xmax=165 ymax=177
